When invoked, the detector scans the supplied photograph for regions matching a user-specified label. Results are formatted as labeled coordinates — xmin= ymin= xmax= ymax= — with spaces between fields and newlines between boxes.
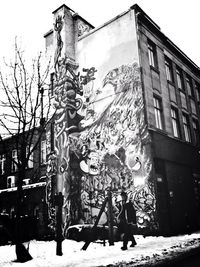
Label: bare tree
xmin=0 ymin=42 xmax=52 ymax=262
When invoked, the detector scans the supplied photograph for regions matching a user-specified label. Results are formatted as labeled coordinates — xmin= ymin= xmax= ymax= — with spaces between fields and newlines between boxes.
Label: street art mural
xmin=74 ymin=62 xmax=157 ymax=231
xmin=46 ymin=11 xmax=158 ymax=234
xmin=54 ymin=15 xmax=63 ymax=73
xmin=46 ymin=150 xmax=57 ymax=230
xmin=49 ymin=61 xmax=157 ymax=231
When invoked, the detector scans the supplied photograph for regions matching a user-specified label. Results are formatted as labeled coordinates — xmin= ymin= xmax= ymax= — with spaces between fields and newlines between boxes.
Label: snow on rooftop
xmin=1 ymin=232 xmax=200 ymax=266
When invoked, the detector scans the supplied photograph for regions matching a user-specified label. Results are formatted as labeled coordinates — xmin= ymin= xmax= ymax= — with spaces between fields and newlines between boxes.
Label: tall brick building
xmin=44 ymin=3 xmax=200 ymax=236
xmin=135 ymin=6 xmax=200 ymax=235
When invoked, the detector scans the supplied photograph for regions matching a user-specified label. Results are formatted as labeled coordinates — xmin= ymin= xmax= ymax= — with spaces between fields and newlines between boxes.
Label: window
xmin=190 ymin=99 xmax=197 ymax=115
xmin=11 ymin=149 xmax=18 ymax=172
xmin=165 ymin=58 xmax=174 ymax=82
xmin=41 ymin=140 xmax=47 ymax=164
xmin=171 ymin=107 xmax=180 ymax=138
xmin=186 ymin=75 xmax=194 ymax=97
xmin=195 ymin=82 xmax=200 ymax=102
xmin=153 ymin=96 xmax=163 ymax=130
xmin=182 ymin=113 xmax=191 ymax=142
xmin=176 ymin=67 xmax=183 ymax=89
xmin=180 ymin=91 xmax=187 ymax=108
xmin=26 ymin=145 xmax=33 ymax=168
xmin=0 ymin=154 xmax=6 ymax=175
xmin=148 ymin=40 xmax=158 ymax=69
xmin=192 ymin=119 xmax=200 ymax=146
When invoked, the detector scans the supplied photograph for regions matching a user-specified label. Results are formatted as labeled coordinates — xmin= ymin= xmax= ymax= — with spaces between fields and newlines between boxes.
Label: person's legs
xmin=128 ymin=224 xmax=137 ymax=247
xmin=130 ymin=235 xmax=137 ymax=247
xmin=121 ymin=232 xmax=128 ymax=250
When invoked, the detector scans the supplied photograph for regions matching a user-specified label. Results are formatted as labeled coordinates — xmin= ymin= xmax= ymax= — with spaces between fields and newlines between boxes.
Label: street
xmin=152 ymin=248 xmax=200 ymax=267
xmin=1 ymin=232 xmax=200 ymax=267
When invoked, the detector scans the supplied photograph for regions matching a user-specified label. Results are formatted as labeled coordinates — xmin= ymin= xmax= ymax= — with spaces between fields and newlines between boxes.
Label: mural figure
xmin=77 ymin=20 xmax=92 ymax=37
xmin=49 ymin=56 xmax=98 ymax=229
xmin=80 ymin=67 xmax=97 ymax=85
xmin=54 ymin=15 xmax=63 ymax=73
xmin=80 ymin=68 xmax=98 ymax=127
xmin=54 ymin=61 xmax=82 ymax=229
xmin=46 ymin=151 xmax=57 ymax=231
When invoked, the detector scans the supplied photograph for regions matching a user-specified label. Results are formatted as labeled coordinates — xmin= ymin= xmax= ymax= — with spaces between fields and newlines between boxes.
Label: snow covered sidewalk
xmin=1 ymin=232 xmax=200 ymax=267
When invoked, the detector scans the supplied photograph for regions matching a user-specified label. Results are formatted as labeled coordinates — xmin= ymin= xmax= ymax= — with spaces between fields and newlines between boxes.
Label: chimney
xmin=53 ymin=4 xmax=76 ymax=61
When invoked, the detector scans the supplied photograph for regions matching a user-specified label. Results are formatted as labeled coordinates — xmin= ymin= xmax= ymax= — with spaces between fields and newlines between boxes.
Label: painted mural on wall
xmin=77 ymin=20 xmax=93 ymax=37
xmin=54 ymin=15 xmax=63 ymax=73
xmin=53 ymin=60 xmax=98 ymax=228
xmin=46 ymin=12 xmax=157 ymax=234
xmin=71 ymin=62 xmax=157 ymax=231
xmin=50 ymin=60 xmax=157 ymax=232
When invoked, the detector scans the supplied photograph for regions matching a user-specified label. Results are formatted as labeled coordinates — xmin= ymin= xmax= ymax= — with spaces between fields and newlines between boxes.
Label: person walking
xmin=117 ymin=191 xmax=137 ymax=250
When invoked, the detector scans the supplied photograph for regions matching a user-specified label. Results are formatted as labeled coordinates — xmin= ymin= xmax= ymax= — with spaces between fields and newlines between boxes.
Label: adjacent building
xmin=135 ymin=5 xmax=200 ymax=235
xmin=0 ymin=130 xmax=48 ymax=237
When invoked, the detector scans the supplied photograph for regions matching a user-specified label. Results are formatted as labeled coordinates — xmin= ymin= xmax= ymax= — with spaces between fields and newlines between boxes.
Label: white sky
xmin=0 ymin=0 xmax=200 ymax=66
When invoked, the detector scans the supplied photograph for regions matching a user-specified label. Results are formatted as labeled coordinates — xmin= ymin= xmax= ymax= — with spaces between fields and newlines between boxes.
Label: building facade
xmin=44 ymin=4 xmax=200 ymax=236
xmin=0 ymin=130 xmax=48 ymax=238
xmin=1 ymin=4 xmax=198 ymax=238
xmin=136 ymin=6 xmax=200 ymax=234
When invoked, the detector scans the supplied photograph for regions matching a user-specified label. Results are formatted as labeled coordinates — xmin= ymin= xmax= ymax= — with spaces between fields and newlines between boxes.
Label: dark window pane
xmin=193 ymin=119 xmax=200 ymax=146
xmin=0 ymin=154 xmax=6 ymax=175
xmin=148 ymin=40 xmax=158 ymax=69
xmin=153 ymin=97 xmax=163 ymax=129
xmin=186 ymin=76 xmax=194 ymax=97
xmin=176 ymin=68 xmax=183 ymax=89
xmin=165 ymin=58 xmax=174 ymax=82
xmin=182 ymin=114 xmax=191 ymax=142
xmin=195 ymin=82 xmax=200 ymax=102
xmin=171 ymin=107 xmax=180 ymax=138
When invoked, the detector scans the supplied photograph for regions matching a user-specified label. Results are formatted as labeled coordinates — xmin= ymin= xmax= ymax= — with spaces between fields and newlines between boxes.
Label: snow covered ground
xmin=1 ymin=232 xmax=200 ymax=267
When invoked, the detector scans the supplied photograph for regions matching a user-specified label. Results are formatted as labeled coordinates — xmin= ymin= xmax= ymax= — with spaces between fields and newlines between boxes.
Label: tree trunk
xmin=55 ymin=192 xmax=63 ymax=256
xmin=15 ymin=168 xmax=32 ymax=262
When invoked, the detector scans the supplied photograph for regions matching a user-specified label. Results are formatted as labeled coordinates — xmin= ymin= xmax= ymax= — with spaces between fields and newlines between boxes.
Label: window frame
xmin=41 ymin=140 xmax=47 ymax=165
xmin=26 ymin=145 xmax=34 ymax=169
xmin=171 ymin=107 xmax=180 ymax=138
xmin=179 ymin=90 xmax=187 ymax=108
xmin=182 ymin=113 xmax=191 ymax=142
xmin=195 ymin=82 xmax=200 ymax=102
xmin=192 ymin=119 xmax=200 ymax=146
xmin=186 ymin=75 xmax=194 ymax=98
xmin=147 ymin=40 xmax=158 ymax=69
xmin=0 ymin=154 xmax=6 ymax=175
xmin=11 ymin=149 xmax=18 ymax=172
xmin=176 ymin=67 xmax=184 ymax=90
xmin=165 ymin=58 xmax=174 ymax=83
xmin=153 ymin=96 xmax=164 ymax=130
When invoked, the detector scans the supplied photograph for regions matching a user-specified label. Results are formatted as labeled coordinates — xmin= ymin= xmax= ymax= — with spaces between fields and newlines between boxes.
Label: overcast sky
xmin=0 ymin=0 xmax=200 ymax=66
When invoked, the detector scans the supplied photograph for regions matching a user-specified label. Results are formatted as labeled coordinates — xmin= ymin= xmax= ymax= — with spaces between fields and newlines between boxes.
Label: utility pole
xmin=107 ymin=190 xmax=114 ymax=246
